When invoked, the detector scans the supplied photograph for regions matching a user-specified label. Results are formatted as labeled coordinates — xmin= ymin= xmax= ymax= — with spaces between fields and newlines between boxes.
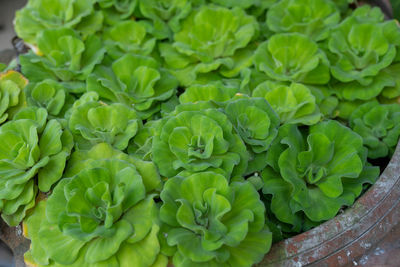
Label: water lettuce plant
xmin=103 ymin=20 xmax=156 ymax=59
xmin=20 ymin=27 xmax=105 ymax=85
xmin=224 ymin=97 xmax=280 ymax=173
xmin=262 ymin=121 xmax=379 ymax=229
xmin=253 ymin=81 xmax=321 ymax=125
xmin=23 ymin=143 xmax=163 ymax=266
xmin=159 ymin=5 xmax=259 ymax=86
xmin=152 ymin=102 xmax=248 ymax=179
xmin=0 ymin=107 xmax=73 ymax=226
xmin=0 ymin=70 xmax=28 ymax=124
xmin=98 ymin=0 xmax=137 ymax=24
xmin=159 ymin=171 xmax=272 ymax=267
xmin=87 ymin=53 xmax=178 ymax=119
xmin=267 ymin=0 xmax=340 ymax=41
xmin=254 ymin=33 xmax=331 ymax=84
xmin=178 ymin=82 xmax=237 ymax=104
xmin=68 ymin=92 xmax=141 ymax=150
xmin=327 ymin=6 xmax=400 ymax=86
xmin=2 ymin=0 xmax=399 ymax=265
xmin=137 ymin=0 xmax=193 ymax=40
xmin=14 ymin=0 xmax=101 ymax=44
xmin=25 ymin=79 xmax=71 ymax=117
xmin=350 ymin=101 xmax=400 ymax=159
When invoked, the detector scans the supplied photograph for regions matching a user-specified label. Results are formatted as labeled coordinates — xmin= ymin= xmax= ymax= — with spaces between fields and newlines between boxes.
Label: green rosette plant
xmin=138 ymin=0 xmax=193 ymax=40
xmin=97 ymin=0 xmax=137 ymax=25
xmin=178 ymin=82 xmax=237 ymax=104
xmin=224 ymin=97 xmax=280 ymax=173
xmin=262 ymin=120 xmax=379 ymax=230
xmin=252 ymin=81 xmax=321 ymax=125
xmin=25 ymin=79 xmax=74 ymax=117
xmin=159 ymin=171 xmax=272 ymax=267
xmin=254 ymin=33 xmax=331 ymax=84
xmin=0 ymin=70 xmax=28 ymax=125
xmin=14 ymin=0 xmax=102 ymax=45
xmin=87 ymin=53 xmax=178 ymax=119
xmin=103 ymin=20 xmax=156 ymax=59
xmin=0 ymin=107 xmax=73 ymax=226
xmin=20 ymin=28 xmax=105 ymax=87
xmin=23 ymin=143 xmax=164 ymax=267
xmin=128 ymin=120 xmax=161 ymax=161
xmin=327 ymin=6 xmax=400 ymax=100
xmin=68 ymin=92 xmax=141 ymax=150
xmin=208 ymin=0 xmax=277 ymax=18
xmin=152 ymin=102 xmax=248 ymax=179
xmin=266 ymin=0 xmax=340 ymax=41
xmin=350 ymin=101 xmax=400 ymax=159
xmin=159 ymin=5 xmax=259 ymax=86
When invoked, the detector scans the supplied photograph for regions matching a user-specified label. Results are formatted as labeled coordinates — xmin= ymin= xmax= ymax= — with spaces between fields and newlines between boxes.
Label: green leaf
xmin=85 ymin=220 xmax=133 ymax=263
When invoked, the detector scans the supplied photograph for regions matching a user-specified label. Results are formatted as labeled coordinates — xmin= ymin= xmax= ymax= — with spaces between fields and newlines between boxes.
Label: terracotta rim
xmin=257 ymin=141 xmax=400 ymax=267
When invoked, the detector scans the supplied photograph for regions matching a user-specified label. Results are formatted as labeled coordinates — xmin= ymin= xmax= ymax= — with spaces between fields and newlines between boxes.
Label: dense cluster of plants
xmin=0 ymin=0 xmax=398 ymax=266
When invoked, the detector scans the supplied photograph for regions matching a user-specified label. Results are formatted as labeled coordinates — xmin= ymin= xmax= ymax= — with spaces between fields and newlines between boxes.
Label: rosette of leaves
xmin=15 ymin=0 xmax=102 ymax=45
xmin=350 ymin=101 xmax=400 ymax=159
xmin=25 ymin=79 xmax=74 ymax=117
xmin=87 ymin=53 xmax=178 ymax=119
xmin=68 ymin=92 xmax=141 ymax=150
xmin=138 ymin=0 xmax=193 ymax=40
xmin=254 ymin=33 xmax=330 ymax=84
xmin=20 ymin=28 xmax=105 ymax=86
xmin=159 ymin=171 xmax=272 ymax=267
xmin=179 ymin=82 xmax=238 ymax=104
xmin=103 ymin=20 xmax=156 ymax=59
xmin=159 ymin=5 xmax=259 ymax=86
xmin=0 ymin=107 xmax=73 ymax=226
xmin=262 ymin=120 xmax=379 ymax=229
xmin=97 ymin=0 xmax=137 ymax=25
xmin=0 ymin=70 xmax=28 ymax=125
xmin=152 ymin=102 xmax=248 ymax=179
xmin=224 ymin=97 xmax=280 ymax=173
xmin=207 ymin=0 xmax=277 ymax=18
xmin=252 ymin=81 xmax=321 ymax=125
xmin=128 ymin=120 xmax=161 ymax=161
xmin=307 ymin=85 xmax=339 ymax=119
xmin=23 ymin=143 xmax=164 ymax=267
xmin=327 ymin=6 xmax=400 ymax=100
xmin=266 ymin=0 xmax=340 ymax=41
